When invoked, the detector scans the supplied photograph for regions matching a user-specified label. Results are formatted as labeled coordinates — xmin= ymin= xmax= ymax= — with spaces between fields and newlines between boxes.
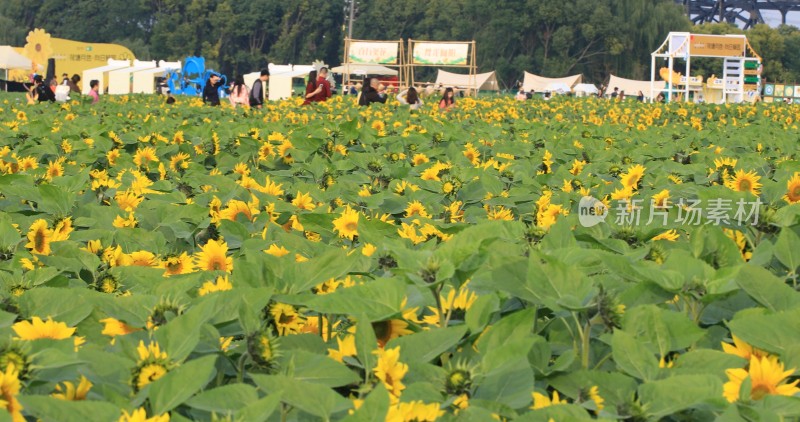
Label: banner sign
xmin=347 ymin=41 xmax=399 ymax=64
xmin=689 ymin=35 xmax=745 ymax=57
xmin=412 ymin=42 xmax=469 ymax=65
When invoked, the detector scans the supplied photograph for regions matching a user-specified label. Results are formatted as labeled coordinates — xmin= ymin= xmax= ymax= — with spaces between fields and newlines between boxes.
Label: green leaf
xmin=611 ymin=329 xmax=659 ymax=381
xmin=727 ymin=309 xmax=800 ymax=355
xmin=17 ymin=396 xmax=120 ymax=422
xmin=774 ymin=228 xmax=800 ymax=272
xmin=235 ymin=394 xmax=282 ymax=422
xmin=387 ymin=326 xmax=468 ymax=363
xmin=465 ymin=294 xmax=500 ymax=333
xmin=185 ymin=383 xmax=259 ymax=413
xmin=340 ymin=384 xmax=390 ymax=422
xmin=149 ymin=355 xmax=217 ymax=414
xmin=38 ymin=184 xmax=76 ymax=215
xmin=251 ymin=374 xmax=350 ymax=419
xmin=155 ymin=295 xmax=221 ymax=361
xmin=355 ymin=313 xmax=378 ymax=372
xmin=303 ymin=277 xmax=406 ymax=321
xmin=638 ymin=375 xmax=723 ymax=419
xmin=736 ymin=265 xmax=800 ymax=311
xmin=285 ymin=350 xmax=360 ymax=387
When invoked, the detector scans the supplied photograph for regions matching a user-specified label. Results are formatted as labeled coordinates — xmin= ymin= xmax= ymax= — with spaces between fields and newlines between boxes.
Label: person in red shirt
xmin=307 ymin=67 xmax=332 ymax=103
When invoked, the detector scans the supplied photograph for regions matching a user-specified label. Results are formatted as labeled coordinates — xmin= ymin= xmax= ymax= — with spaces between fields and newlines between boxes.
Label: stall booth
xmin=132 ymin=60 xmax=182 ymax=94
xmin=651 ymin=32 xmax=761 ymax=103
xmin=108 ymin=60 xmax=156 ymax=95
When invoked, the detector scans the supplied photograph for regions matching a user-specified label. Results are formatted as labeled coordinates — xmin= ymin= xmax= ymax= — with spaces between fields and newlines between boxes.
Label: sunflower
xmin=0 ymin=364 xmax=23 ymax=422
xmin=169 ymin=152 xmax=190 ymax=172
xmin=119 ymin=407 xmax=170 ymax=422
xmin=373 ymin=347 xmax=408 ymax=398
xmin=194 ymin=239 xmax=233 ymax=272
xmin=405 ymin=200 xmax=430 ymax=218
xmin=23 ymin=28 xmax=53 ymax=68
xmin=248 ymin=329 xmax=281 ymax=370
xmin=52 ymin=376 xmax=92 ymax=401
xmin=132 ymin=341 xmax=170 ymax=391
xmin=620 ymin=164 xmax=646 ymax=190
xmin=651 ymin=189 xmax=670 ymax=208
xmin=291 ymin=192 xmax=316 ymax=210
xmin=160 ymin=252 xmax=195 ymax=276
xmin=100 ymin=318 xmax=141 ymax=339
xmin=372 ymin=319 xmax=413 ymax=347
xmin=723 ymin=355 xmax=800 ymax=402
xmin=25 ymin=219 xmax=52 ymax=255
xmin=327 ymin=335 xmax=357 ymax=363
xmin=487 ymin=205 xmax=514 ymax=221
xmin=128 ymin=250 xmax=157 ymax=267
xmin=651 ymin=229 xmax=679 ymax=242
xmin=45 ymin=159 xmax=64 ymax=180
xmin=16 ymin=156 xmax=37 ymax=171
xmin=269 ymin=303 xmax=305 ymax=335
xmin=783 ymin=173 xmax=800 ymax=204
xmin=725 ymin=169 xmax=762 ymax=195
xmin=12 ymin=316 xmax=75 ymax=340
xmin=588 ymin=386 xmax=605 ymax=411
xmin=115 ymin=190 xmax=144 ymax=212
xmin=264 ymin=244 xmax=290 ymax=257
xmin=198 ymin=275 xmax=233 ymax=296
xmin=412 ymin=153 xmax=430 ymax=166
xmin=218 ymin=199 xmax=259 ymax=222
xmin=722 ymin=335 xmax=769 ymax=361
xmin=362 ymin=243 xmax=377 ymax=257
xmin=569 ymin=159 xmax=586 ymax=176
xmin=423 ymin=283 xmax=479 ymax=327
xmin=333 ymin=206 xmax=359 ymax=240
xmin=463 ymin=143 xmax=480 ymax=165
xmin=531 ymin=390 xmax=568 ymax=410
xmin=386 ymin=401 xmax=444 ymax=421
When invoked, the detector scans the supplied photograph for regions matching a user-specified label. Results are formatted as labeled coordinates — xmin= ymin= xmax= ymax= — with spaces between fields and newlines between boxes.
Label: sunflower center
xmin=751 ymin=383 xmax=774 ymax=400
xmin=209 ymin=258 xmax=224 ymax=271
xmin=34 ymin=229 xmax=47 ymax=252
xmin=790 ymin=186 xmax=800 ymax=200
xmin=35 ymin=43 xmax=41 ymax=52
xmin=739 ymin=180 xmax=752 ymax=191
xmin=372 ymin=320 xmax=390 ymax=343
xmin=344 ymin=221 xmax=358 ymax=232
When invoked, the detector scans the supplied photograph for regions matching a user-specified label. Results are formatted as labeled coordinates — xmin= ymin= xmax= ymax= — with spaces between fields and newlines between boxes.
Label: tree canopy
xmin=1 ymin=0 xmax=799 ymax=87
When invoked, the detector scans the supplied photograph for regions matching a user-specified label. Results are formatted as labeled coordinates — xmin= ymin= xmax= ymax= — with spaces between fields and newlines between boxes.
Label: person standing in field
xmin=203 ymin=73 xmax=222 ymax=106
xmin=308 ymin=67 xmax=332 ymax=103
xmin=397 ymin=86 xmax=423 ymax=110
xmin=303 ymin=70 xmax=319 ymax=105
xmin=358 ymin=77 xmax=387 ymax=106
xmin=89 ymin=79 xmax=100 ymax=104
xmin=249 ymin=68 xmax=269 ymax=109
xmin=228 ymin=75 xmax=250 ymax=108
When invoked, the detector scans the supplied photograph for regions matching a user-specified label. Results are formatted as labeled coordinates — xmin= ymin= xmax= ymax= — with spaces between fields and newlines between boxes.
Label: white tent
xmin=434 ymin=70 xmax=498 ymax=91
xmin=522 ymin=72 xmax=582 ymax=92
xmin=545 ymin=82 xmax=572 ymax=94
xmin=573 ymin=83 xmax=599 ymax=96
xmin=132 ymin=60 xmax=182 ymax=94
xmin=82 ymin=59 xmax=130 ymax=94
xmin=608 ymin=74 xmax=654 ymax=99
xmin=331 ymin=64 xmax=398 ymax=76
xmin=108 ymin=60 xmax=157 ymax=95
xmin=243 ymin=66 xmax=312 ymax=101
xmin=0 ymin=46 xmax=34 ymax=70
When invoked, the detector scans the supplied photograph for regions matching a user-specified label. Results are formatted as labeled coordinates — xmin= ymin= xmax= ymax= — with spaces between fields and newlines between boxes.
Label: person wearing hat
xmin=203 ymin=73 xmax=222 ymax=106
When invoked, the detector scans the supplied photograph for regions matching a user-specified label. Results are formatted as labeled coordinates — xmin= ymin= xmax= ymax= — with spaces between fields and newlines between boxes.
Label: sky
xmin=762 ymin=10 xmax=800 ymax=27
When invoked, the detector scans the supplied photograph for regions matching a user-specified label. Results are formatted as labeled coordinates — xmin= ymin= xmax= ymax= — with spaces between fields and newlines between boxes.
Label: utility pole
xmin=347 ymin=0 xmax=355 ymax=39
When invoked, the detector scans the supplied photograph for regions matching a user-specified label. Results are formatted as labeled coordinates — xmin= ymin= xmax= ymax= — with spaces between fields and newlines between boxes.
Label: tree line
xmin=1 ymin=0 xmax=799 ymax=87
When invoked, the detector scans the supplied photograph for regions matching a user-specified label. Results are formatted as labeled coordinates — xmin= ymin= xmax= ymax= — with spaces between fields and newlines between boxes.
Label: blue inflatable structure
xmin=166 ymin=56 xmax=228 ymax=97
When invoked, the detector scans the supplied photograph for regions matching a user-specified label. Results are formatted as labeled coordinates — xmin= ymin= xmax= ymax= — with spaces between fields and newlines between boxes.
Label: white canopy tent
xmin=545 ymin=82 xmax=572 ymax=94
xmin=82 ymin=59 xmax=130 ymax=94
xmin=132 ymin=60 xmax=182 ymax=94
xmin=331 ymin=64 xmax=399 ymax=76
xmin=0 ymin=46 xmax=35 ymax=91
xmin=573 ymin=83 xmax=599 ymax=96
xmin=522 ymin=72 xmax=582 ymax=92
xmin=607 ymin=75 xmax=653 ymax=98
xmin=108 ymin=60 xmax=157 ymax=95
xmin=243 ymin=65 xmax=312 ymax=101
xmin=434 ymin=70 xmax=498 ymax=91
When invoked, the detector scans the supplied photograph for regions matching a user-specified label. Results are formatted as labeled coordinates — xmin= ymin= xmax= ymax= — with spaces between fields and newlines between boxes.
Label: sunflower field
xmin=0 ymin=93 xmax=800 ymax=421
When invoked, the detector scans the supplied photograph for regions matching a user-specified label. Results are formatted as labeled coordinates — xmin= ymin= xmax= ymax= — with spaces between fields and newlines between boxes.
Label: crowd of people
xmin=195 ymin=66 xmax=461 ymax=111
xmin=24 ymin=72 xmax=100 ymax=105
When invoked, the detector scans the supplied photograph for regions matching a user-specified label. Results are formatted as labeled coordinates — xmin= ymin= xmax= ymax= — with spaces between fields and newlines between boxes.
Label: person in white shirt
xmin=397 ymin=87 xmax=424 ymax=110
